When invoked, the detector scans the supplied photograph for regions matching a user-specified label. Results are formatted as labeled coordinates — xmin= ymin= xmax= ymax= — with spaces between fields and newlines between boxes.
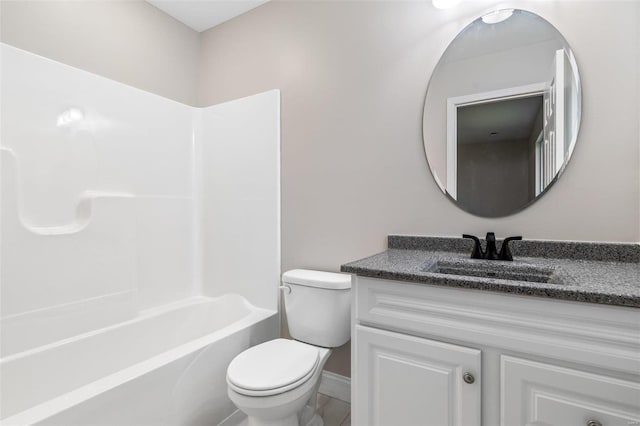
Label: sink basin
xmin=422 ymin=259 xmax=574 ymax=285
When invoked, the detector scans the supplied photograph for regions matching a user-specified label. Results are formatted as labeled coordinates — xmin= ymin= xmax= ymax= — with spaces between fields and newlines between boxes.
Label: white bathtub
xmin=0 ymin=294 xmax=278 ymax=425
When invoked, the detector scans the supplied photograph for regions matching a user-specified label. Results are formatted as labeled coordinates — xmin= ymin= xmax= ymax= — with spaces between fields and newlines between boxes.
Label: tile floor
xmin=316 ymin=393 xmax=351 ymax=426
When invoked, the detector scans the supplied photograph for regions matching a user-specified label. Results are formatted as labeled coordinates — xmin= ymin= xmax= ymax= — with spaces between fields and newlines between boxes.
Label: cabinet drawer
xmin=355 ymin=276 xmax=640 ymax=375
xmin=501 ymin=355 xmax=640 ymax=426
xmin=354 ymin=325 xmax=481 ymax=426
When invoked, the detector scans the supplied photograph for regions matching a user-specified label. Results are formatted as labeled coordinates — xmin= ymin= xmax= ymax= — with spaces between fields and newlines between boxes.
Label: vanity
xmin=342 ymin=236 xmax=640 ymax=426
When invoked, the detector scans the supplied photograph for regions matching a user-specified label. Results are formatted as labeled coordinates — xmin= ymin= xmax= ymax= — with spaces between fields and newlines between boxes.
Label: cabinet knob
xmin=586 ymin=421 xmax=602 ymax=426
xmin=463 ymin=372 xmax=475 ymax=384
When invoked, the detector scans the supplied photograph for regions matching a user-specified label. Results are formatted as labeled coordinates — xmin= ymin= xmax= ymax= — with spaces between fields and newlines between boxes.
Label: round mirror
xmin=423 ymin=9 xmax=581 ymax=217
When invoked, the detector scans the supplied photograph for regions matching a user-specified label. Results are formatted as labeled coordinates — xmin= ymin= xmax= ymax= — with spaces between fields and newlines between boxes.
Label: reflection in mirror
xmin=456 ymin=94 xmax=543 ymax=217
xmin=423 ymin=9 xmax=581 ymax=217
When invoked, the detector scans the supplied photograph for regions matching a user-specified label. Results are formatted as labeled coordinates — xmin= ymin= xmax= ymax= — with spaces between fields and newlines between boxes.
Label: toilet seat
xmin=227 ymin=339 xmax=320 ymax=397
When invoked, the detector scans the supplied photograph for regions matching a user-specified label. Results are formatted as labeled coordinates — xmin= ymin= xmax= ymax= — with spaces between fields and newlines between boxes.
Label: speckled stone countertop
xmin=341 ymin=236 xmax=640 ymax=308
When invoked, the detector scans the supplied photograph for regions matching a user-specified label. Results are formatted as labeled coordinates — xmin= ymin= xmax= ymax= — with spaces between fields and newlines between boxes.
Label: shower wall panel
xmin=0 ymin=44 xmax=195 ymax=354
xmin=0 ymin=44 xmax=281 ymax=356
xmin=199 ymin=90 xmax=281 ymax=312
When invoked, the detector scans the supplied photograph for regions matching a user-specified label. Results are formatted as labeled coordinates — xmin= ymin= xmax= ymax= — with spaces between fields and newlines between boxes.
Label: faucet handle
xmin=462 ymin=234 xmax=484 ymax=259
xmin=499 ymin=236 xmax=523 ymax=261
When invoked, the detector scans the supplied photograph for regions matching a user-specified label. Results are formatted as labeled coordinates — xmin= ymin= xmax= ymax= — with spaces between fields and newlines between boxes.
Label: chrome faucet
xmin=463 ymin=233 xmax=522 ymax=261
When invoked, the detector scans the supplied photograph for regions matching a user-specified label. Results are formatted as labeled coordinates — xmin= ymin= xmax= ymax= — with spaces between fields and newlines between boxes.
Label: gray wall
xmin=197 ymin=0 xmax=640 ymax=376
xmin=458 ymin=139 xmax=531 ymax=217
xmin=0 ymin=1 xmax=199 ymax=105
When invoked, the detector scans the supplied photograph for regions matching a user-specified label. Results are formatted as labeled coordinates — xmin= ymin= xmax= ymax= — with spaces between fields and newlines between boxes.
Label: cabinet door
xmin=501 ymin=355 xmax=640 ymax=426
xmin=354 ymin=325 xmax=481 ymax=426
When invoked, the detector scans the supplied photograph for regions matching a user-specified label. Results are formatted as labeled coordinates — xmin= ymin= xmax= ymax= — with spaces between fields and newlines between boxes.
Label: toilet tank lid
xmin=282 ymin=269 xmax=351 ymax=290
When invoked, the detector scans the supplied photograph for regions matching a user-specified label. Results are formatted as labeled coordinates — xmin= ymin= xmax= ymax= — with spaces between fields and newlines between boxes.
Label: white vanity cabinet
xmin=502 ymin=356 xmax=640 ymax=426
xmin=355 ymin=325 xmax=481 ymax=426
xmin=351 ymin=276 xmax=640 ymax=426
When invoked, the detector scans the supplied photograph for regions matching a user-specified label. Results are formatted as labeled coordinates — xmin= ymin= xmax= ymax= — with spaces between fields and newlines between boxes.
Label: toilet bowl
xmin=226 ymin=270 xmax=351 ymax=426
xmin=227 ymin=339 xmax=331 ymax=426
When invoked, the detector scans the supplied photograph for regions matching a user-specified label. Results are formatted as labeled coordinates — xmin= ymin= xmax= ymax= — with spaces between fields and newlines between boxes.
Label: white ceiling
xmin=146 ymin=0 xmax=270 ymax=32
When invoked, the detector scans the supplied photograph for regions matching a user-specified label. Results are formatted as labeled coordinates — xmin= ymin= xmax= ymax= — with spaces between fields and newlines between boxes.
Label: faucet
xmin=463 ymin=233 xmax=522 ymax=261
xmin=498 ymin=235 xmax=523 ymax=261
xmin=485 ymin=232 xmax=499 ymax=260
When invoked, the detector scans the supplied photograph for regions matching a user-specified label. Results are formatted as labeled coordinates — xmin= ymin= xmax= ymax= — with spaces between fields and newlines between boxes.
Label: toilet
xmin=226 ymin=269 xmax=351 ymax=426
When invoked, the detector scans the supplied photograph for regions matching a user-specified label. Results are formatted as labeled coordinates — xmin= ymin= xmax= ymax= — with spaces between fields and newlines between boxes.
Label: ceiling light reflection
xmin=481 ymin=9 xmax=514 ymax=24
xmin=56 ymin=108 xmax=84 ymax=128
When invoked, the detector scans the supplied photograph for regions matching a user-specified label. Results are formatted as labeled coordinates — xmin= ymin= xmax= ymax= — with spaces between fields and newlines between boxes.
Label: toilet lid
xmin=227 ymin=339 xmax=320 ymax=395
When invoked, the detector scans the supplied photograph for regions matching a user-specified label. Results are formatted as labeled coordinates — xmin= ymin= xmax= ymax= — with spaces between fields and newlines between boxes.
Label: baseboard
xmin=318 ymin=371 xmax=351 ymax=403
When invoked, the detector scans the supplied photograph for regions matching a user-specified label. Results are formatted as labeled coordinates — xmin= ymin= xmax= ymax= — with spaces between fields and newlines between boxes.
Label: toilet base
xmin=246 ymin=413 xmax=298 ymax=426
xmin=234 ymin=388 xmax=324 ymax=426
xmin=243 ymin=411 xmax=323 ymax=426
xmin=306 ymin=413 xmax=324 ymax=426
xmin=300 ymin=398 xmax=324 ymax=426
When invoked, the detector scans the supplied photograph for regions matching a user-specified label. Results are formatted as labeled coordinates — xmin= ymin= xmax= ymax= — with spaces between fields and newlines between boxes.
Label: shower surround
xmin=0 ymin=44 xmax=281 ymax=425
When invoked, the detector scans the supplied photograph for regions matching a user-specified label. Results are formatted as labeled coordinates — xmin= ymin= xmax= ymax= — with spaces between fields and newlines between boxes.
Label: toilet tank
xmin=282 ymin=269 xmax=351 ymax=348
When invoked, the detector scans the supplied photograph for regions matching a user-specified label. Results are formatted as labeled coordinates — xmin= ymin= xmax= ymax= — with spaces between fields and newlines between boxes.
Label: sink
xmin=422 ymin=259 xmax=574 ymax=285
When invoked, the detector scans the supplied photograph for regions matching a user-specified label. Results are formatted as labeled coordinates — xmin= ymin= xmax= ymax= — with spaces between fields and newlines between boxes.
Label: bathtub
xmin=0 ymin=294 xmax=278 ymax=425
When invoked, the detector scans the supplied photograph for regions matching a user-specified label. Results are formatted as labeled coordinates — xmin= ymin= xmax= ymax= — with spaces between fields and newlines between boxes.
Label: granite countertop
xmin=341 ymin=236 xmax=640 ymax=308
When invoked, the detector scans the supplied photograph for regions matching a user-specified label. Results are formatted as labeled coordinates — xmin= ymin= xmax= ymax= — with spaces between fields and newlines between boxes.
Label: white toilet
xmin=226 ymin=269 xmax=351 ymax=426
